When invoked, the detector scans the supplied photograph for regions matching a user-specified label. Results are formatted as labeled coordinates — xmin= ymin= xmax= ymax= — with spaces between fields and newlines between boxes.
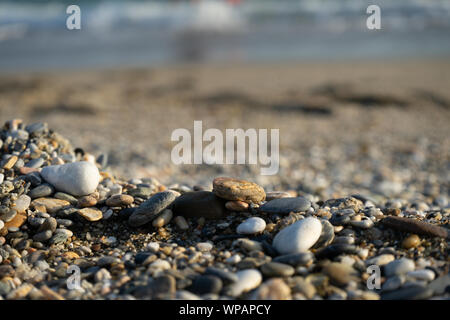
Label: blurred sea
xmin=1 ymin=0 xmax=450 ymax=72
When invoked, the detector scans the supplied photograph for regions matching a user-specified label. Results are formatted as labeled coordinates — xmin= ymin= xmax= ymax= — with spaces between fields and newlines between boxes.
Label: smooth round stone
xmin=402 ymin=234 xmax=421 ymax=249
xmin=225 ymin=269 xmax=262 ymax=297
xmin=14 ymin=195 xmax=31 ymax=213
xmin=273 ymin=252 xmax=314 ymax=267
xmin=174 ymin=216 xmax=189 ymax=230
xmin=25 ymin=158 xmax=44 ymax=169
xmin=171 ymin=191 xmax=226 ymax=219
xmin=41 ymin=161 xmax=100 ymax=196
xmin=260 ymin=262 xmax=295 ymax=277
xmin=212 ymin=177 xmax=266 ymax=204
xmin=225 ymin=201 xmax=249 ymax=212
xmin=237 ymin=217 xmax=266 ymax=235
xmin=49 ymin=232 xmax=69 ymax=244
xmin=260 ymin=197 xmax=311 ymax=214
xmin=77 ymin=195 xmax=97 ymax=208
xmin=152 ymin=209 xmax=173 ymax=228
xmin=37 ymin=217 xmax=57 ymax=232
xmin=33 ymin=230 xmax=53 ymax=242
xmin=0 ymin=220 xmax=4 ymax=230
xmin=28 ymin=184 xmax=54 ymax=199
xmin=384 ymin=258 xmax=415 ymax=277
xmin=382 ymin=275 xmax=405 ymax=291
xmin=106 ymin=194 xmax=134 ymax=207
xmin=323 ymin=262 xmax=359 ymax=287
xmin=189 ymin=275 xmax=223 ymax=295
xmin=273 ymin=217 xmax=322 ymax=255
xmin=252 ymin=278 xmax=291 ymax=300
xmin=365 ymin=254 xmax=395 ymax=266
xmin=407 ymin=270 xmax=435 ymax=282
xmin=54 ymin=192 xmax=78 ymax=205
xmin=0 ymin=209 xmax=17 ymax=222
xmin=312 ymin=219 xmax=335 ymax=249
xmin=129 ymin=191 xmax=179 ymax=227
xmin=78 ymin=208 xmax=103 ymax=222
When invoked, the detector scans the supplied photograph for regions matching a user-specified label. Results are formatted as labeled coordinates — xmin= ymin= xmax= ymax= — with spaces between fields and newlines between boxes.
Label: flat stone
xmin=41 ymin=161 xmax=100 ymax=197
xmin=213 ymin=177 xmax=266 ymax=204
xmin=3 ymin=156 xmax=18 ymax=170
xmin=273 ymin=252 xmax=314 ymax=267
xmin=4 ymin=211 xmax=27 ymax=229
xmin=106 ymin=194 xmax=134 ymax=207
xmin=54 ymin=192 xmax=78 ymax=205
xmin=315 ymin=244 xmax=358 ymax=260
xmin=237 ymin=217 xmax=266 ymax=234
xmin=273 ymin=217 xmax=322 ymax=255
xmin=37 ymin=217 xmax=57 ymax=233
xmin=28 ymin=184 xmax=54 ymax=199
xmin=171 ymin=191 xmax=226 ymax=220
xmin=260 ymin=262 xmax=295 ymax=277
xmin=225 ymin=200 xmax=249 ymax=212
xmin=31 ymin=197 xmax=71 ymax=214
xmin=381 ymin=285 xmax=433 ymax=300
xmin=265 ymin=191 xmax=292 ymax=201
xmin=78 ymin=207 xmax=103 ymax=222
xmin=225 ymin=269 xmax=262 ymax=297
xmin=128 ymin=190 xmax=179 ymax=227
xmin=382 ymin=275 xmax=405 ymax=291
xmin=260 ymin=197 xmax=311 ymax=214
xmin=33 ymin=230 xmax=53 ymax=242
xmin=407 ymin=270 xmax=435 ymax=282
xmin=384 ymin=258 xmax=415 ymax=277
xmin=382 ymin=216 xmax=449 ymax=239
xmin=77 ymin=195 xmax=97 ymax=208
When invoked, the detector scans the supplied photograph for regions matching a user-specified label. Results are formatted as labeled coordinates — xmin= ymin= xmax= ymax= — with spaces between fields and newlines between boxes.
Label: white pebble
xmin=196 ymin=242 xmax=213 ymax=252
xmin=147 ymin=242 xmax=160 ymax=253
xmin=273 ymin=217 xmax=322 ymax=254
xmin=407 ymin=269 xmax=435 ymax=281
xmin=236 ymin=217 xmax=266 ymax=235
xmin=226 ymin=269 xmax=262 ymax=297
xmin=149 ymin=259 xmax=171 ymax=270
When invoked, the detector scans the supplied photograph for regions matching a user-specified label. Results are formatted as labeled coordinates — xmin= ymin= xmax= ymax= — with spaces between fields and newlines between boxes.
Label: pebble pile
xmin=0 ymin=120 xmax=448 ymax=300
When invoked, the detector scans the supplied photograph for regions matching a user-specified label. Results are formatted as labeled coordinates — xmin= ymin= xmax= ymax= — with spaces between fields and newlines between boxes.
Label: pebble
xmin=323 ymin=262 xmax=359 ymax=287
xmin=292 ymin=277 xmax=316 ymax=299
xmin=382 ymin=275 xmax=405 ymax=291
xmin=0 ymin=220 xmax=3 ymax=230
xmin=312 ymin=219 xmax=334 ymax=249
xmin=273 ymin=252 xmax=313 ymax=267
xmin=152 ymin=209 xmax=173 ymax=228
xmin=384 ymin=258 xmax=415 ymax=277
xmin=31 ymin=198 xmax=70 ymax=214
xmin=78 ymin=208 xmax=103 ymax=222
xmin=272 ymin=217 xmax=322 ymax=255
xmin=171 ymin=191 xmax=226 ymax=219
xmin=174 ymin=216 xmax=189 ymax=230
xmin=381 ymin=285 xmax=433 ymax=300
xmin=54 ymin=192 xmax=78 ymax=205
xmin=77 ymin=195 xmax=97 ymax=208
xmin=106 ymin=194 xmax=134 ymax=207
xmin=38 ymin=217 xmax=57 ymax=232
xmin=225 ymin=269 xmax=262 ymax=297
xmin=212 ymin=177 xmax=266 ymax=203
xmin=402 ymin=234 xmax=421 ymax=249
xmin=147 ymin=242 xmax=160 ymax=253
xmin=365 ymin=254 xmax=395 ymax=266
xmin=41 ymin=161 xmax=100 ymax=197
xmin=25 ymin=158 xmax=44 ymax=169
xmin=149 ymin=259 xmax=171 ymax=271
xmin=225 ymin=200 xmax=249 ymax=212
xmin=128 ymin=191 xmax=179 ymax=227
xmin=33 ymin=230 xmax=53 ymax=242
xmin=382 ymin=216 xmax=449 ymax=239
xmin=315 ymin=244 xmax=358 ymax=260
xmin=260 ymin=262 xmax=295 ymax=277
xmin=204 ymin=267 xmax=238 ymax=284
xmin=407 ymin=270 xmax=435 ymax=282
xmin=28 ymin=184 xmax=54 ymax=199
xmin=13 ymin=195 xmax=31 ymax=213
xmin=260 ymin=197 xmax=311 ymax=214
xmin=428 ymin=274 xmax=450 ymax=295
xmin=189 ymin=275 xmax=223 ymax=295
xmin=196 ymin=242 xmax=213 ymax=252
xmin=252 ymin=278 xmax=291 ymax=300
xmin=3 ymin=156 xmax=18 ymax=170
xmin=236 ymin=217 xmax=266 ymax=235
xmin=265 ymin=191 xmax=292 ymax=201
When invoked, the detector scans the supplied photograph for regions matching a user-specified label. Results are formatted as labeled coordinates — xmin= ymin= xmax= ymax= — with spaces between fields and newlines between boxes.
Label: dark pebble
xmin=315 ymin=244 xmax=358 ymax=260
xmin=382 ymin=216 xmax=449 ymax=239
xmin=273 ymin=252 xmax=314 ymax=267
xmin=189 ymin=275 xmax=223 ymax=295
xmin=204 ymin=267 xmax=238 ymax=284
xmin=259 ymin=197 xmax=311 ymax=214
xmin=381 ymin=285 xmax=434 ymax=300
xmin=172 ymin=191 xmax=227 ymax=219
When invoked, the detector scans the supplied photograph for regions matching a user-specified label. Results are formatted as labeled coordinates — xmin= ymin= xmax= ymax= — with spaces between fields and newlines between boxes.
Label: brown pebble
xmin=402 ymin=234 xmax=421 ymax=249
xmin=106 ymin=194 xmax=134 ymax=207
xmin=78 ymin=207 xmax=103 ymax=222
xmin=382 ymin=216 xmax=449 ymax=239
xmin=3 ymin=156 xmax=18 ymax=170
xmin=225 ymin=200 xmax=249 ymax=212
xmin=213 ymin=177 xmax=266 ymax=204
xmin=77 ymin=195 xmax=97 ymax=208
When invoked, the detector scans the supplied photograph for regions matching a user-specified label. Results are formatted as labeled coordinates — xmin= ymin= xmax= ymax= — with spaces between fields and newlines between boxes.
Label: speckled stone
xmin=260 ymin=197 xmax=311 ymax=214
xmin=213 ymin=177 xmax=266 ymax=204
